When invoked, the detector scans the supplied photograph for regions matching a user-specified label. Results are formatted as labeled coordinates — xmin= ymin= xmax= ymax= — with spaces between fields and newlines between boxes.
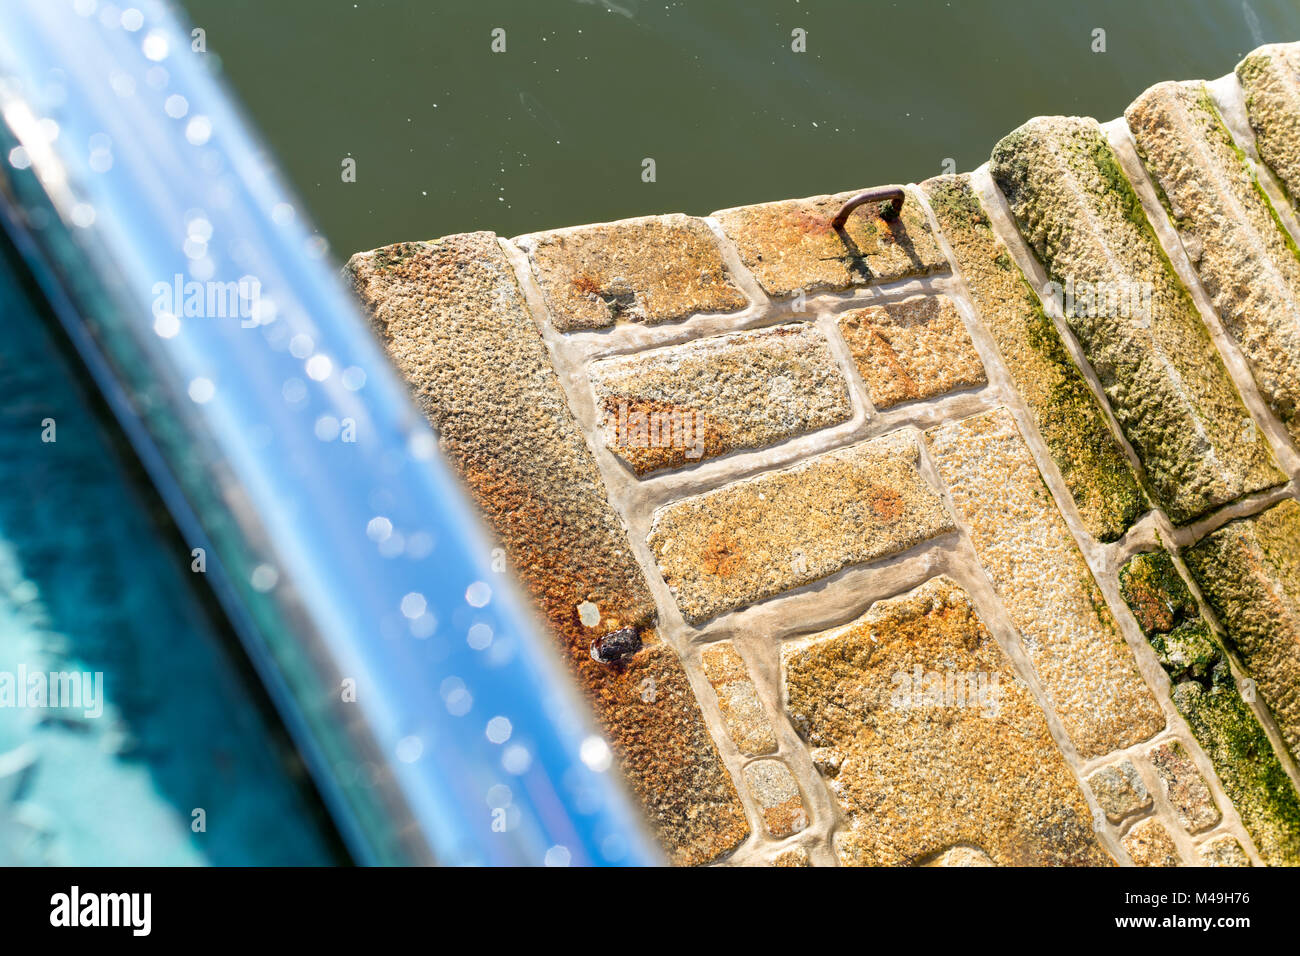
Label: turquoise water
xmin=179 ymin=0 xmax=1300 ymax=256
xmin=0 ymin=241 xmax=342 ymax=865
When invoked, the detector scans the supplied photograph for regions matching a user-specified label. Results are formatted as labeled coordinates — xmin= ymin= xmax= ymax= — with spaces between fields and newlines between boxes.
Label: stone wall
xmin=346 ymin=43 xmax=1300 ymax=867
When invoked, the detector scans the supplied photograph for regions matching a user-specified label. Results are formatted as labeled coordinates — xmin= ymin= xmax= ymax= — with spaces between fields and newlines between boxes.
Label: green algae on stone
xmin=989 ymin=117 xmax=1283 ymax=525
xmin=1118 ymin=546 xmax=1300 ymax=865
xmin=1184 ymin=500 xmax=1300 ymax=760
xmin=922 ymin=174 xmax=1144 ymax=541
xmin=1127 ymin=81 xmax=1300 ymax=444
xmin=1237 ymin=42 xmax=1300 ymax=214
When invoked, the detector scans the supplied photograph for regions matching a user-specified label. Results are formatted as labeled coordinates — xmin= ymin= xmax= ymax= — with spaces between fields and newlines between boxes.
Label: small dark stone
xmin=590 ymin=626 xmax=642 ymax=664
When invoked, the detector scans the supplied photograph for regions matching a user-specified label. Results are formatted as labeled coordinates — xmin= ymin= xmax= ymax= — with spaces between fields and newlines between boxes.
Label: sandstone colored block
xmin=1119 ymin=549 xmax=1300 ymax=867
xmin=1199 ymin=835 xmax=1252 ymax=867
xmin=1123 ymin=819 xmax=1182 ymax=867
xmin=782 ymin=576 xmax=1113 ymax=866
xmin=700 ymin=642 xmax=778 ymax=756
xmin=837 ymin=294 xmax=987 ymax=409
xmin=346 ymin=234 xmax=747 ymax=865
xmin=711 ymin=187 xmax=946 ymax=298
xmin=922 ymin=174 xmax=1144 ymax=542
xmin=1087 ymin=761 xmax=1152 ymax=823
xmin=1148 ymin=740 xmax=1220 ymax=833
xmin=588 ymin=322 xmax=851 ymax=475
xmin=1184 ymin=500 xmax=1300 ymax=758
xmin=925 ymin=409 xmax=1164 ymax=758
xmin=924 ymin=847 xmax=995 ymax=867
xmin=742 ymin=760 xmax=808 ymax=838
xmin=1128 ymin=81 xmax=1300 ymax=443
xmin=647 ymin=430 xmax=955 ymax=624
xmin=1238 ymin=42 xmax=1300 ymax=210
xmin=990 ymin=117 xmax=1283 ymax=524
xmin=513 ymin=214 xmax=747 ymax=331
xmin=770 ymin=847 xmax=810 ymax=867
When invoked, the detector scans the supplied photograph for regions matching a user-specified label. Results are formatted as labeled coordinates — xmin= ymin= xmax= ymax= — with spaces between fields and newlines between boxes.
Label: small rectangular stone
xmin=990 ymin=117 xmax=1283 ymax=524
xmin=925 ymin=408 xmax=1164 ymax=759
xmin=1128 ymin=80 xmax=1300 ymax=443
xmin=742 ymin=760 xmax=808 ymax=838
xmin=837 ymin=294 xmax=986 ymax=409
xmin=782 ymin=576 xmax=1112 ymax=866
xmin=1087 ymin=760 xmax=1152 ymax=824
xmin=347 ymin=233 xmax=748 ymax=865
xmin=1237 ymin=42 xmax=1300 ymax=211
xmin=1148 ymin=740 xmax=1220 ymax=833
xmin=922 ymin=174 xmax=1145 ymax=542
xmin=1123 ymin=819 xmax=1182 ymax=867
xmin=513 ymin=214 xmax=747 ymax=331
xmin=1200 ymin=835 xmax=1252 ymax=867
xmin=1118 ymin=546 xmax=1300 ymax=866
xmin=701 ymin=642 xmax=778 ymax=756
xmin=1183 ymin=500 xmax=1300 ymax=759
xmin=589 ymin=322 xmax=852 ymax=475
xmin=647 ymin=430 xmax=955 ymax=625
xmin=711 ymin=187 xmax=946 ymax=299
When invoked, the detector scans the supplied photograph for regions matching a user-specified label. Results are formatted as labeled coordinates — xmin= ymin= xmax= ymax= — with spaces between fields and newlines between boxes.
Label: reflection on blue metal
xmin=0 ymin=0 xmax=658 ymax=866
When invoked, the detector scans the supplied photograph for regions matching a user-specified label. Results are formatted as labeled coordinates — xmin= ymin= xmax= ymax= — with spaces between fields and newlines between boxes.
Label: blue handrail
xmin=0 ymin=0 xmax=658 ymax=866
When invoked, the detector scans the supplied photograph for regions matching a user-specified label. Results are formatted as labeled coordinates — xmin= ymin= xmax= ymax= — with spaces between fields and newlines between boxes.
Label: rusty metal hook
xmin=831 ymin=186 xmax=906 ymax=230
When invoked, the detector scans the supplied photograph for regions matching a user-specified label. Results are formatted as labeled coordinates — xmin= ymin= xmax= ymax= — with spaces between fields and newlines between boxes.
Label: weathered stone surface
xmin=922 ymin=174 xmax=1144 ymax=542
xmin=346 ymin=233 xmax=747 ymax=865
xmin=837 ymin=294 xmax=987 ymax=409
xmin=1119 ymin=547 xmax=1300 ymax=867
xmin=1149 ymin=740 xmax=1220 ymax=833
xmin=1128 ymin=80 xmax=1300 ymax=443
xmin=1087 ymin=760 xmax=1152 ymax=823
xmin=711 ymin=187 xmax=946 ymax=298
xmin=990 ymin=116 xmax=1283 ymax=524
xmin=647 ymin=430 xmax=953 ymax=624
xmin=1123 ymin=819 xmax=1182 ymax=867
xmin=1238 ymin=42 xmax=1300 ymax=210
xmin=1200 ymin=835 xmax=1252 ymax=867
xmin=701 ymin=642 xmax=778 ymax=756
xmin=925 ymin=409 xmax=1164 ymax=758
xmin=782 ymin=576 xmax=1113 ymax=866
xmin=1184 ymin=500 xmax=1300 ymax=758
xmin=513 ymin=214 xmax=747 ymax=331
xmin=742 ymin=760 xmax=808 ymax=838
xmin=770 ymin=847 xmax=811 ymax=867
xmin=923 ymin=847 xmax=996 ymax=866
xmin=588 ymin=323 xmax=851 ymax=475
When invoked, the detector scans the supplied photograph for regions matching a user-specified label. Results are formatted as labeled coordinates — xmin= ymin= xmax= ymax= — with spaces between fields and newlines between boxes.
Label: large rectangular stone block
xmin=513 ymin=214 xmax=748 ymax=331
xmin=990 ymin=117 xmax=1283 ymax=524
xmin=922 ymin=174 xmax=1144 ymax=542
xmin=647 ymin=430 xmax=954 ymax=625
xmin=925 ymin=408 xmax=1164 ymax=759
xmin=589 ymin=322 xmax=852 ymax=476
xmin=711 ymin=187 xmax=946 ymax=299
xmin=1128 ymin=80 xmax=1300 ymax=443
xmin=346 ymin=233 xmax=748 ymax=864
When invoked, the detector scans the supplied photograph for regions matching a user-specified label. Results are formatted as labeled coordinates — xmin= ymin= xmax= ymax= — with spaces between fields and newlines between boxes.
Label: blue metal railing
xmin=0 ymin=0 xmax=658 ymax=866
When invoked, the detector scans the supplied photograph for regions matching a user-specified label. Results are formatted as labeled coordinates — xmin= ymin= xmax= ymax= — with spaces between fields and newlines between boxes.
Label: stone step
xmin=1237 ymin=42 xmax=1300 ymax=213
xmin=1118 ymin=547 xmax=1300 ymax=865
xmin=1127 ymin=80 xmax=1300 ymax=444
xmin=346 ymin=232 xmax=748 ymax=865
xmin=989 ymin=116 xmax=1284 ymax=525
xmin=922 ymin=174 xmax=1144 ymax=542
xmin=925 ymin=408 xmax=1164 ymax=759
